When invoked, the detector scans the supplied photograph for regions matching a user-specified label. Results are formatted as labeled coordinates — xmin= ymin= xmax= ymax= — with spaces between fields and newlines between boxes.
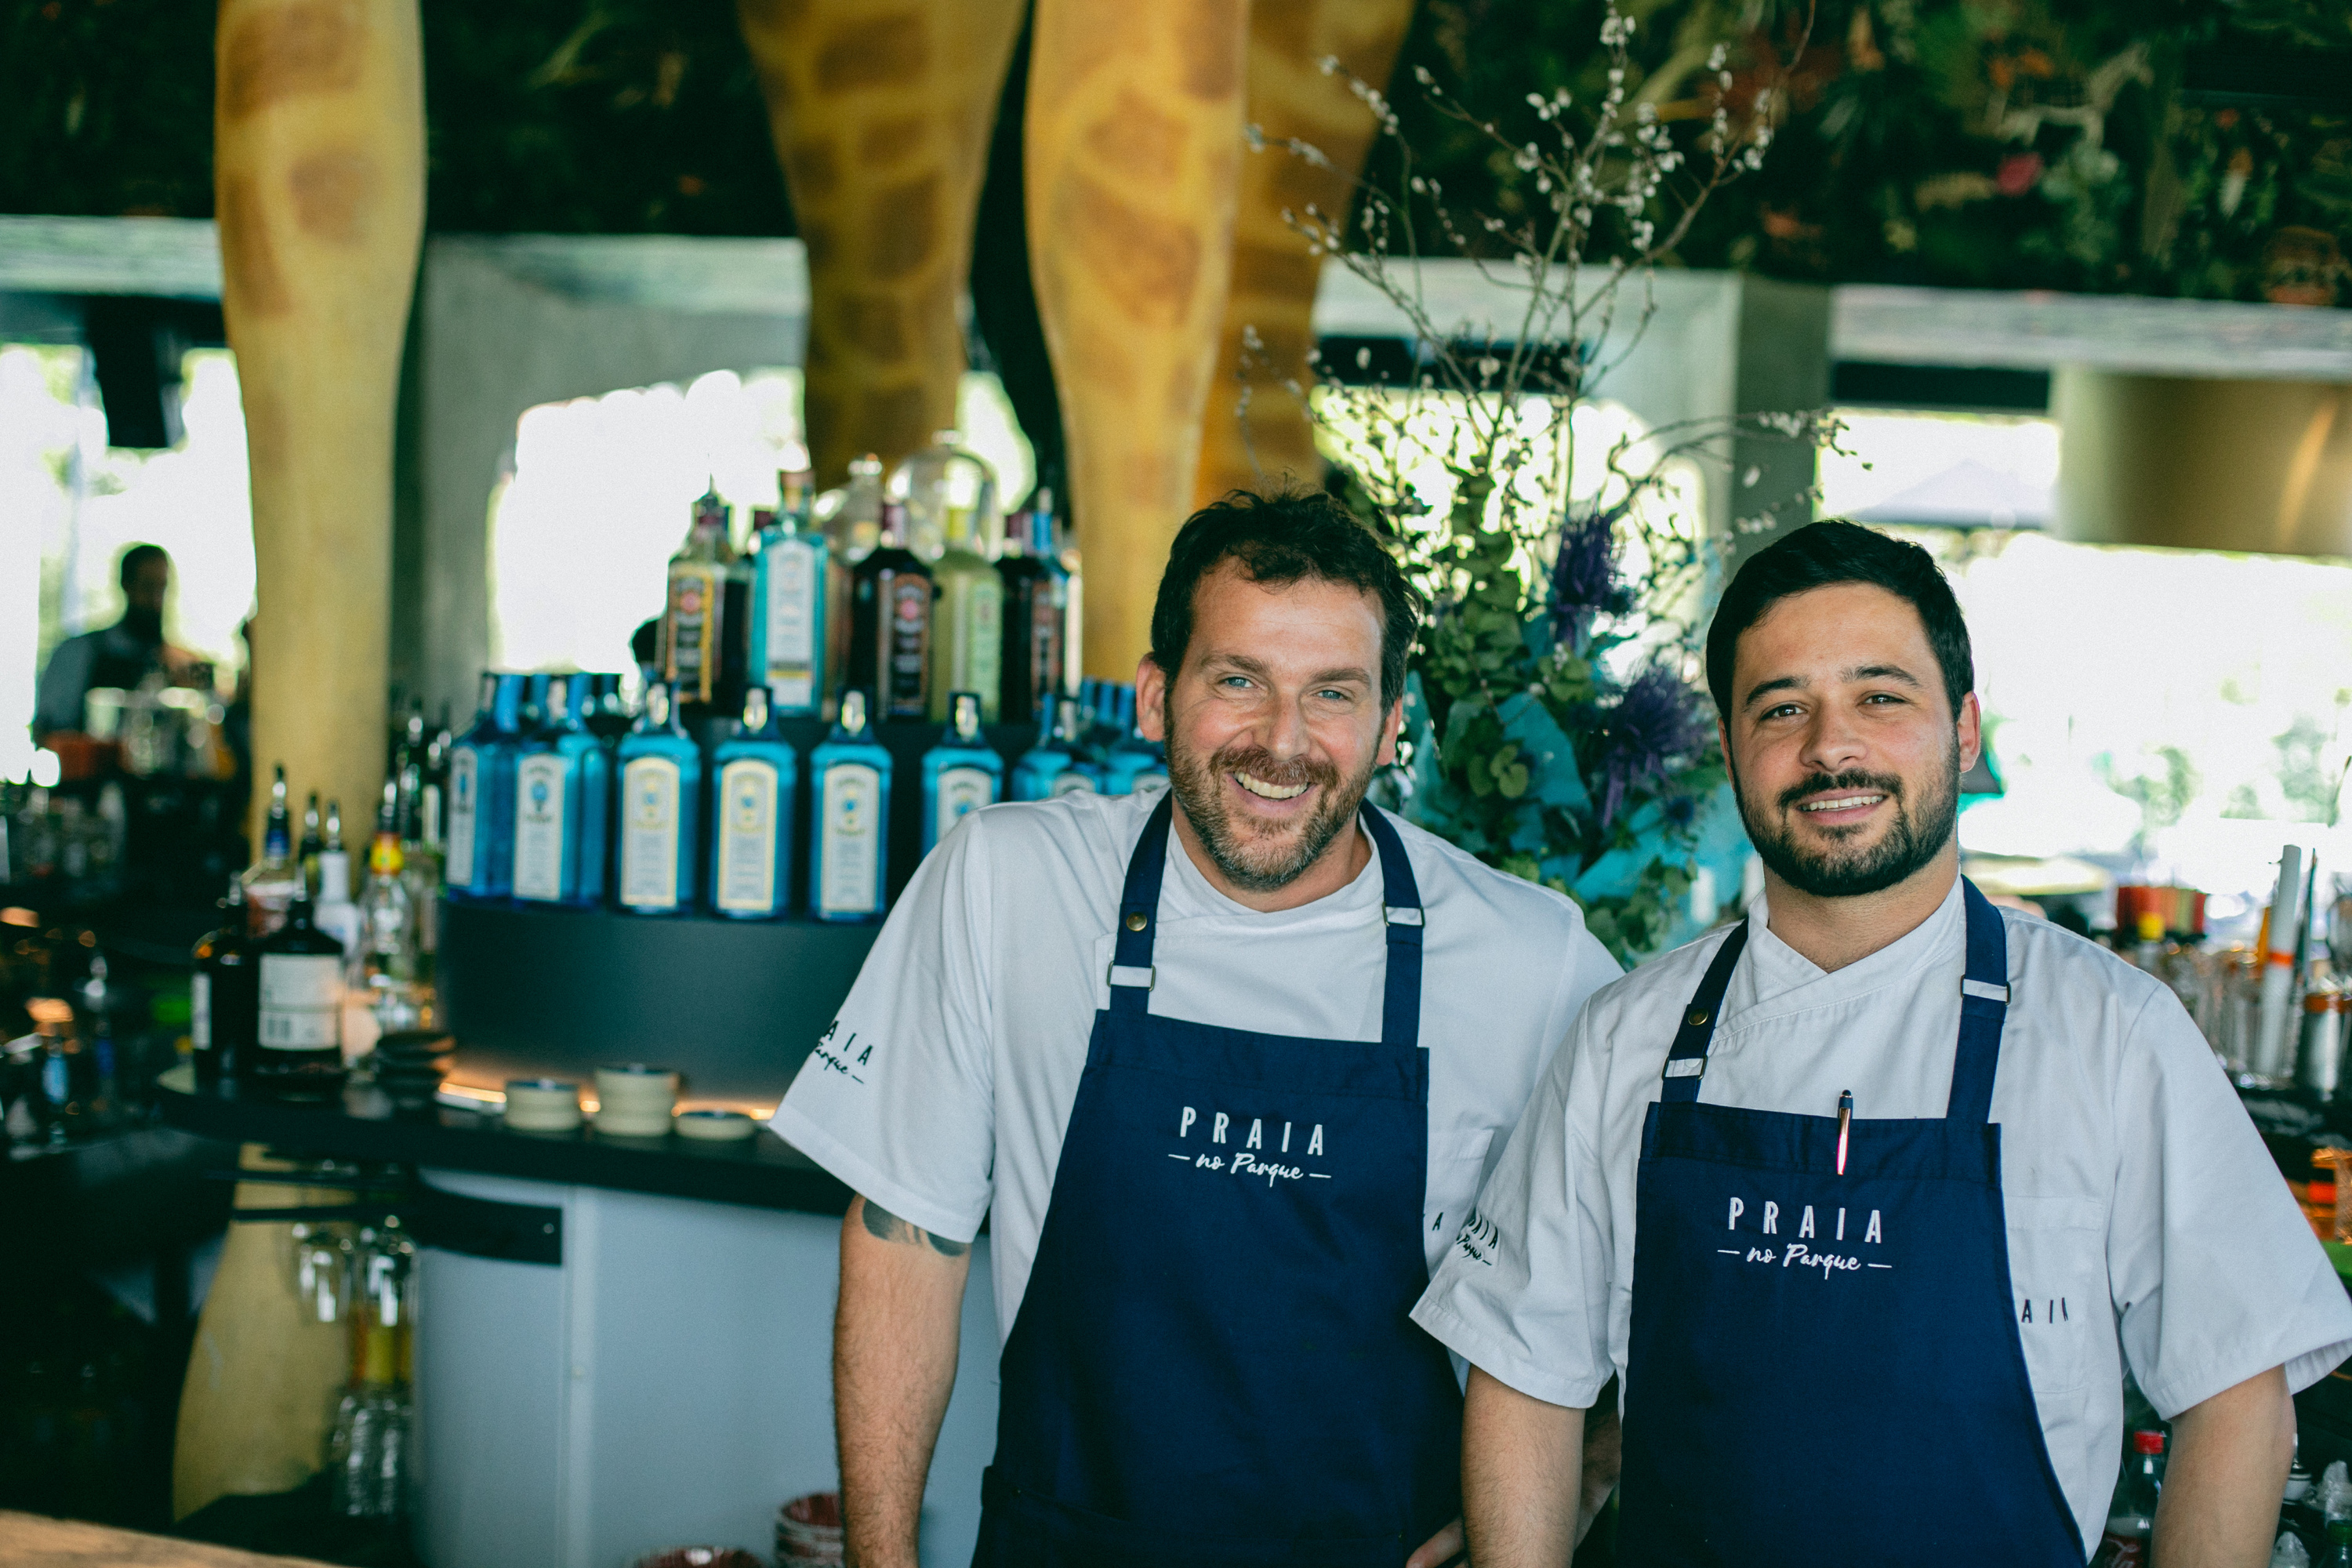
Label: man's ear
xmin=1957 ymin=691 xmax=1983 ymax=776
xmin=1136 ymin=656 xmax=1168 ymax=743
xmin=1376 ymin=696 xmax=1404 ymax=769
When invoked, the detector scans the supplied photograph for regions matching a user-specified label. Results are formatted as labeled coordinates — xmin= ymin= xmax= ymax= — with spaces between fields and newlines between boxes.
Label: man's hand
xmin=2154 ymin=1365 xmax=2295 ymax=1568
xmin=1461 ymin=1366 xmax=1585 ymax=1568
xmin=1406 ymin=1518 xmax=1465 ymax=1568
xmin=836 ymin=1194 xmax=973 ymax=1568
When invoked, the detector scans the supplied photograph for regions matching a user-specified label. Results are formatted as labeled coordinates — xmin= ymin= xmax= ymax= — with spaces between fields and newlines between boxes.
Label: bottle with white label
xmin=749 ymin=466 xmax=829 ymax=717
xmin=512 ymin=673 xmax=612 ymax=908
xmin=191 ymin=874 xmax=255 ymax=1084
xmin=928 ymin=489 xmax=1003 ymax=722
xmin=445 ymin=671 xmax=524 ymax=900
xmin=811 ymin=689 xmax=893 ymax=924
xmin=920 ymin=691 xmax=1003 ymax=855
xmin=1012 ymin=696 xmax=1102 ymax=800
xmin=709 ymin=685 xmax=799 ymax=920
xmin=615 ymin=681 xmax=702 ymax=916
xmin=252 ymin=877 xmax=347 ymax=1098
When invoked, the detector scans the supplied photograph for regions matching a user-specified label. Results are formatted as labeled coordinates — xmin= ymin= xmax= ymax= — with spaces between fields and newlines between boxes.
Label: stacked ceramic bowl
xmin=775 ymin=1493 xmax=843 ymax=1566
xmin=371 ymin=1030 xmax=453 ymax=1111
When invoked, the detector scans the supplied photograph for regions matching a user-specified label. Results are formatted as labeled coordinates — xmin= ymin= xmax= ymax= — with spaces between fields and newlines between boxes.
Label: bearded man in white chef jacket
xmin=772 ymin=489 xmax=1621 ymax=1568
xmin=1416 ymin=520 xmax=2352 ymax=1566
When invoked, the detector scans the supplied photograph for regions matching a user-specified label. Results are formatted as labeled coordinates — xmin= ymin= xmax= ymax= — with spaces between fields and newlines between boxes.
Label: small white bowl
xmin=674 ymin=1109 xmax=757 ymax=1143
xmin=503 ymin=1078 xmax=581 ymax=1133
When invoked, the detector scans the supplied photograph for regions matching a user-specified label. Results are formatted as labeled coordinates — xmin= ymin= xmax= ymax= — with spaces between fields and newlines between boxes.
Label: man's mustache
xmin=1211 ymin=745 xmax=1338 ymax=793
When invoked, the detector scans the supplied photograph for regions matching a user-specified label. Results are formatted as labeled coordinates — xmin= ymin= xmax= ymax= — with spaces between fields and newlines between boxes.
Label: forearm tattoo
xmin=859 ymin=1197 xmax=969 ymax=1258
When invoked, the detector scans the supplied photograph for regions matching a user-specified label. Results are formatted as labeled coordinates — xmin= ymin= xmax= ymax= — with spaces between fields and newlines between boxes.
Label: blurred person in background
xmin=33 ymin=543 xmax=199 ymax=742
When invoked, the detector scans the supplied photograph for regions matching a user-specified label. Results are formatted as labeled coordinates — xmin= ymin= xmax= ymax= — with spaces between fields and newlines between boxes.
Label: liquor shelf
xmin=152 ymin=1063 xmax=851 ymax=1215
xmin=435 ymin=895 xmax=880 ymax=1107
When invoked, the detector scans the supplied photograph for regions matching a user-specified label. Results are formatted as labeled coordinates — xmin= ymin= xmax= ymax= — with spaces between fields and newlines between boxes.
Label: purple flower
xmin=1549 ymin=504 xmax=1632 ymax=644
xmin=1583 ymin=662 xmax=1711 ymax=831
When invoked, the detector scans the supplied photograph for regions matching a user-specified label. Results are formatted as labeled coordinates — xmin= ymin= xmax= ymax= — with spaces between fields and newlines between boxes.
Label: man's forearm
xmin=1462 ymin=1365 xmax=1584 ymax=1568
xmin=835 ymin=1195 xmax=974 ymax=1568
xmin=2154 ymin=1365 xmax=2295 ymax=1568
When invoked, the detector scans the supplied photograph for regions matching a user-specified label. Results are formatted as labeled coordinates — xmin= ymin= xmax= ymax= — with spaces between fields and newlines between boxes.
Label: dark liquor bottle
xmin=252 ymin=877 xmax=347 ymax=1097
xmin=849 ymin=499 xmax=936 ymax=720
xmin=191 ymin=875 xmax=257 ymax=1083
xmin=996 ymin=488 xmax=1069 ymax=727
xmin=661 ymin=487 xmax=735 ymax=713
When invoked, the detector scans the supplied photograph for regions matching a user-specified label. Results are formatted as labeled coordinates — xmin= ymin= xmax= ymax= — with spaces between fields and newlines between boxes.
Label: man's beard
xmin=1165 ymin=727 xmax=1374 ymax=895
xmin=1734 ymin=742 xmax=1960 ymax=900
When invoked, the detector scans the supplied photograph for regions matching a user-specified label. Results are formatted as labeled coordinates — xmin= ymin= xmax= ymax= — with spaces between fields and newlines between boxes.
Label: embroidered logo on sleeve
xmin=1454 ymin=1208 xmax=1501 ymax=1267
xmin=809 ymin=1019 xmax=873 ymax=1083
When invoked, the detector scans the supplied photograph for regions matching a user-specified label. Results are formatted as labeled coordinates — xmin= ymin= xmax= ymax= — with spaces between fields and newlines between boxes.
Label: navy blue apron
xmin=1617 ymin=880 xmax=2083 ymax=1566
xmin=974 ymin=793 xmax=1463 ymax=1567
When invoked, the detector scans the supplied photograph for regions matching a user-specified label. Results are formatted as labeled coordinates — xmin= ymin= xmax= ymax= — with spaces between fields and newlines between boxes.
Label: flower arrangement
xmin=1255 ymin=5 xmax=1839 ymax=962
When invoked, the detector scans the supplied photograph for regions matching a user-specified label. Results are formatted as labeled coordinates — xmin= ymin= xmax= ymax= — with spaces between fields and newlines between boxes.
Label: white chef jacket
xmin=1411 ymin=877 xmax=2352 ymax=1551
xmin=773 ymin=788 xmax=1621 ymax=1346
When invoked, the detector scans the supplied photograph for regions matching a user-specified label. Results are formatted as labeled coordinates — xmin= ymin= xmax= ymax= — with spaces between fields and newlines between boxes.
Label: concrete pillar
xmin=1027 ymin=0 xmax=1249 ymax=681
xmin=214 ymin=0 xmax=424 ymax=846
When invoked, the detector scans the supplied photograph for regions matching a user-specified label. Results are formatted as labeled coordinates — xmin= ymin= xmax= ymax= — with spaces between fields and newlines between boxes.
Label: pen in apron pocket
xmin=1836 ymin=1090 xmax=1853 ymax=1175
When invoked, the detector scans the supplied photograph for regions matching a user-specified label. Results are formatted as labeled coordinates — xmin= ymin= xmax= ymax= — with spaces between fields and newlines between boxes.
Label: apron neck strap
xmin=1660 ymin=922 xmax=1748 ymax=1104
xmin=1105 ymin=793 xmax=1427 ymax=1050
xmin=1657 ymin=880 xmax=2011 ymax=1123
xmin=1947 ymin=878 xmax=2010 ymax=1126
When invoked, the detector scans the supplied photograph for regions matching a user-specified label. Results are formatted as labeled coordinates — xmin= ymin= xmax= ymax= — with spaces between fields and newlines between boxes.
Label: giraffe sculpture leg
xmin=1027 ymin=0 xmax=1250 ymax=679
xmin=736 ymin=0 xmax=1027 ymax=489
xmin=1195 ymin=0 xmax=1416 ymax=506
xmin=213 ymin=0 xmax=423 ymax=858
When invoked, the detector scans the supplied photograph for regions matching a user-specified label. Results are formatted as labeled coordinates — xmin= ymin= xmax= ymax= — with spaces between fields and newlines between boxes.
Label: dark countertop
xmin=153 ymin=1065 xmax=851 ymax=1216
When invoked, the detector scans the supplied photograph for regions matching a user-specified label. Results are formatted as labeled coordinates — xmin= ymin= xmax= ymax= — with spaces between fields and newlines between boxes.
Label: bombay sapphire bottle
xmin=748 ymin=465 xmax=829 ymax=718
xmin=445 ymin=672 xmax=524 ymax=901
xmin=511 ymin=674 xmax=612 ymax=909
xmin=615 ymin=681 xmax=702 ymax=916
xmin=811 ymin=690 xmax=892 ymax=923
xmin=710 ymin=685 xmax=799 ymax=920
xmin=1013 ymin=696 xmax=1101 ymax=800
xmin=1102 ymin=686 xmax=1168 ymax=795
xmin=921 ymin=691 xmax=1004 ymax=855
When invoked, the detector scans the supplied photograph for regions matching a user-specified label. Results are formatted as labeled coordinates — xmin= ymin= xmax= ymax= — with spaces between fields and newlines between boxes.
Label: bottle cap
xmin=2132 ymin=1429 xmax=2165 ymax=1455
xmin=840 ymin=690 xmax=869 ymax=735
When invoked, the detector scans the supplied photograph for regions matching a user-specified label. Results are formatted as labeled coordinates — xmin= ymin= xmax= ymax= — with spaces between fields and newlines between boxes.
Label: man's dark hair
xmin=118 ymin=543 xmax=168 ymax=590
xmin=1704 ymin=520 xmax=1973 ymax=718
xmin=1149 ymin=489 xmax=1421 ymax=709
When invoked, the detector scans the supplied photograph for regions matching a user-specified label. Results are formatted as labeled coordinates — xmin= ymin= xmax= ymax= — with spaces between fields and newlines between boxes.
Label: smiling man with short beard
xmin=1417 ymin=521 xmax=2352 ymax=1568
xmin=771 ymin=489 xmax=1620 ymax=1568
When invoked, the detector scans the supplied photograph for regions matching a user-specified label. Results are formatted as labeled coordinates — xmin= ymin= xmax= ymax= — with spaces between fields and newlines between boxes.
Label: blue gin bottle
xmin=1102 ymin=686 xmax=1169 ymax=795
xmin=810 ymin=690 xmax=892 ymax=923
xmin=920 ymin=691 xmax=1004 ymax=855
xmin=709 ymin=685 xmax=798 ymax=920
xmin=445 ymin=672 xmax=524 ymax=900
xmin=747 ymin=466 xmax=829 ymax=718
xmin=1012 ymin=696 xmax=1101 ymax=801
xmin=511 ymin=674 xmax=612 ymax=909
xmin=615 ymin=681 xmax=702 ymax=916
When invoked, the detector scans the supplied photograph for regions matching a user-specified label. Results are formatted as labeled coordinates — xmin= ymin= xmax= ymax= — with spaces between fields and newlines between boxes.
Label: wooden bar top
xmin=0 ymin=1512 xmax=332 ymax=1566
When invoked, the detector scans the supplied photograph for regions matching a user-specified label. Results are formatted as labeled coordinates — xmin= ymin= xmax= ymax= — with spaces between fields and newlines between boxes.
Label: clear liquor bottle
xmin=513 ymin=673 xmax=612 ymax=909
xmin=996 ymin=489 xmax=1068 ymax=728
xmin=615 ymin=681 xmax=702 ymax=916
xmin=360 ymin=784 xmax=421 ymax=1027
xmin=660 ymin=487 xmax=735 ymax=713
xmin=811 ymin=690 xmax=893 ymax=923
xmin=849 ymin=499 xmax=936 ymax=720
xmin=1012 ymin=697 xmax=1102 ymax=801
xmin=298 ymin=791 xmax=325 ymax=893
xmin=241 ymin=764 xmax=303 ymax=936
xmin=890 ymin=429 xmax=998 ymax=564
xmin=252 ymin=877 xmax=347 ymax=1098
xmin=921 ymin=692 xmax=1003 ymax=855
xmin=750 ymin=466 xmax=829 ymax=718
xmin=191 ymin=874 xmax=256 ymax=1084
xmin=929 ymin=488 xmax=1004 ymax=722
xmin=710 ymin=685 xmax=798 ymax=920
xmin=818 ymin=452 xmax=886 ymax=711
xmin=313 ymin=809 xmax=365 ymax=971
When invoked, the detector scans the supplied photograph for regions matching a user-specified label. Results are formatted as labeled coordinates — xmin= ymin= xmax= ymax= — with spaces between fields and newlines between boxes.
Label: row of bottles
xmin=194 ymin=760 xmax=438 ymax=1094
xmin=653 ymin=435 xmax=1080 ymax=731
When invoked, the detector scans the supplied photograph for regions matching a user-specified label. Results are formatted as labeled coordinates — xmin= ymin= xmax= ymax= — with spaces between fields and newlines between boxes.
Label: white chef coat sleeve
xmin=2109 ymin=985 xmax=2352 ymax=1417
xmin=1411 ymin=1006 xmax=1616 ymax=1410
xmin=769 ymin=811 xmax=996 ymax=1244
